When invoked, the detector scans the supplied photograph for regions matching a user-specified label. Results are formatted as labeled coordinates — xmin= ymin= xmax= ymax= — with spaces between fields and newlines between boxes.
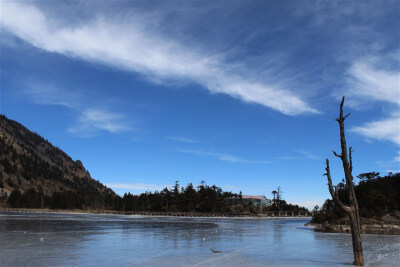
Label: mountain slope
xmin=0 ymin=114 xmax=117 ymax=209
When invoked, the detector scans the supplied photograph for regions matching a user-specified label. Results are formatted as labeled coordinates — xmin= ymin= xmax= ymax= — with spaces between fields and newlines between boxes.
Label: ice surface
xmin=0 ymin=212 xmax=398 ymax=266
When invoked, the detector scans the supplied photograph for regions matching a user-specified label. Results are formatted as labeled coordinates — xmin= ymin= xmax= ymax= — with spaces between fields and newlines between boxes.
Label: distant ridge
xmin=0 ymin=114 xmax=116 ymax=209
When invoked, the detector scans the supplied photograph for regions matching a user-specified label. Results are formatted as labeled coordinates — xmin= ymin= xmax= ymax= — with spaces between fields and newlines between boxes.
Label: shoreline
xmin=305 ymin=214 xmax=400 ymax=235
xmin=305 ymin=222 xmax=400 ymax=235
xmin=0 ymin=208 xmax=311 ymax=219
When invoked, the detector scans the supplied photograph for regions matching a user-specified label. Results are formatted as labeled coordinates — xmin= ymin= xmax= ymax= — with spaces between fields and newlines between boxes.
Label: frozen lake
xmin=0 ymin=212 xmax=399 ymax=266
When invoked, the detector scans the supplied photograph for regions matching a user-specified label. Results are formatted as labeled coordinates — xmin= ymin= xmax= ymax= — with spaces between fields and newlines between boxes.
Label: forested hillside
xmin=0 ymin=114 xmax=117 ymax=210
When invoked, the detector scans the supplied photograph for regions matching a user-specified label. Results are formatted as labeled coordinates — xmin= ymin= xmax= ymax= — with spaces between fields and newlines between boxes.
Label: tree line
xmin=2 ymin=181 xmax=240 ymax=212
xmin=120 ymin=181 xmax=240 ymax=213
xmin=2 ymin=180 xmax=309 ymax=214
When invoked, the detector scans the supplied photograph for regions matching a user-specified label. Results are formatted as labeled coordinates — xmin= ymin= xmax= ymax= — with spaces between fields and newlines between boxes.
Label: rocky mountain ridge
xmin=0 ymin=114 xmax=115 ymax=208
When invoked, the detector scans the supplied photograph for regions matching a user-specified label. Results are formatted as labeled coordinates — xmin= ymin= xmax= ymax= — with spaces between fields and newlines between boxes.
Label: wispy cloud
xmin=166 ymin=136 xmax=198 ymax=143
xmin=277 ymin=150 xmax=321 ymax=161
xmin=345 ymin=56 xmax=400 ymax=145
xmin=297 ymin=150 xmax=321 ymax=160
xmin=1 ymin=1 xmax=318 ymax=116
xmin=178 ymin=149 xmax=271 ymax=164
xmin=22 ymin=84 xmax=131 ymax=136
xmin=351 ymin=115 xmax=400 ymax=145
xmin=346 ymin=59 xmax=399 ymax=106
xmin=23 ymin=84 xmax=78 ymax=109
xmin=68 ymin=108 xmax=132 ymax=135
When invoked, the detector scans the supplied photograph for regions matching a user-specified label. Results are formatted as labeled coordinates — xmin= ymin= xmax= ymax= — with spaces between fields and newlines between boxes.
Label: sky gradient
xmin=1 ymin=0 xmax=399 ymax=209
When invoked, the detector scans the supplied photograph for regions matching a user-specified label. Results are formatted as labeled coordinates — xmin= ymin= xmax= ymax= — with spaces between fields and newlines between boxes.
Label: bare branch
xmin=325 ymin=159 xmax=351 ymax=214
xmin=344 ymin=113 xmax=351 ymax=120
xmin=325 ymin=160 xmax=335 ymax=198
xmin=332 ymin=150 xmax=342 ymax=158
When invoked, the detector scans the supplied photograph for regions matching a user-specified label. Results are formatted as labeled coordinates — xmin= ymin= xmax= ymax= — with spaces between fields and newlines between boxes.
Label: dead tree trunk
xmin=324 ymin=96 xmax=364 ymax=266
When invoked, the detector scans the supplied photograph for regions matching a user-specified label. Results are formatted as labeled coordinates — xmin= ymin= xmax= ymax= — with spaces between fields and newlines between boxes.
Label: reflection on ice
xmin=0 ymin=212 xmax=399 ymax=266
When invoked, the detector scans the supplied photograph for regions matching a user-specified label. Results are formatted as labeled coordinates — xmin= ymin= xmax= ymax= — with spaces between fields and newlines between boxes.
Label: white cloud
xmin=178 ymin=149 xmax=271 ymax=164
xmin=345 ymin=57 xmax=400 ymax=145
xmin=1 ymin=1 xmax=318 ymax=115
xmin=351 ymin=116 xmax=400 ymax=145
xmin=347 ymin=60 xmax=400 ymax=105
xmin=68 ymin=108 xmax=132 ymax=135
xmin=23 ymin=84 xmax=131 ymax=135
xmin=23 ymin=85 xmax=78 ymax=109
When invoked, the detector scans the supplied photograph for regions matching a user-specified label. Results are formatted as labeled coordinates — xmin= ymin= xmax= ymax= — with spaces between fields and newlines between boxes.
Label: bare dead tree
xmin=324 ymin=96 xmax=364 ymax=266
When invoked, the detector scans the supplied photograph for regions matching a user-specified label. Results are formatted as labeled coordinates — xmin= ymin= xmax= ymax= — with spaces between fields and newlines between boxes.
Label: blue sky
xmin=1 ymin=0 xmax=399 ymax=209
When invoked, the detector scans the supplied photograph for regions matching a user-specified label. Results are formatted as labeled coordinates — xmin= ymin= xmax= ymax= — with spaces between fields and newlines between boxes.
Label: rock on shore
xmin=306 ymin=213 xmax=400 ymax=235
